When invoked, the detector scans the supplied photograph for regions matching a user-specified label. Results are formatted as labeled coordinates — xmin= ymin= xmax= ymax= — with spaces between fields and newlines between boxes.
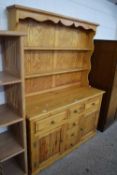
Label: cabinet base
xmin=30 ymin=131 xmax=96 ymax=175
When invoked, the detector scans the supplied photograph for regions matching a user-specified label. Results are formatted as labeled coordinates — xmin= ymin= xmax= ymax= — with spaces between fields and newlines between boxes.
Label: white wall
xmin=0 ymin=0 xmax=117 ymax=132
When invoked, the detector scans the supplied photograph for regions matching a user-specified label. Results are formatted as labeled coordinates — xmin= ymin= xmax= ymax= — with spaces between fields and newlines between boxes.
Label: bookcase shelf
xmin=24 ymin=47 xmax=92 ymax=51
xmin=0 ymin=72 xmax=21 ymax=86
xmin=0 ymin=31 xmax=27 ymax=174
xmin=25 ymin=68 xmax=89 ymax=79
xmin=0 ymin=31 xmax=26 ymax=36
xmin=0 ymin=131 xmax=24 ymax=162
xmin=3 ymin=159 xmax=25 ymax=175
xmin=0 ymin=104 xmax=23 ymax=127
xmin=25 ymin=82 xmax=81 ymax=97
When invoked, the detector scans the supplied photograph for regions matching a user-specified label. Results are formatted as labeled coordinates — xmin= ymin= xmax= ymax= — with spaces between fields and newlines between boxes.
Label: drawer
xmin=68 ymin=120 xmax=78 ymax=129
xmin=85 ymin=96 xmax=100 ymax=113
xmin=67 ymin=128 xmax=79 ymax=148
xmin=69 ymin=103 xmax=85 ymax=118
xmin=34 ymin=111 xmax=68 ymax=135
xmin=67 ymin=127 xmax=79 ymax=138
xmin=68 ymin=116 xmax=81 ymax=129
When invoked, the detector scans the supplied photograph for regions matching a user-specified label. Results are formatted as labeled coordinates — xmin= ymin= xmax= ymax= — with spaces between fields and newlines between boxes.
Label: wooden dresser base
xmin=33 ymin=131 xmax=96 ymax=175
xmin=26 ymin=86 xmax=104 ymax=175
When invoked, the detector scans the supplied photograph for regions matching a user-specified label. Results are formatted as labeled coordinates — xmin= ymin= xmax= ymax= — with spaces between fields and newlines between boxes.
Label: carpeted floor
xmin=39 ymin=121 xmax=117 ymax=175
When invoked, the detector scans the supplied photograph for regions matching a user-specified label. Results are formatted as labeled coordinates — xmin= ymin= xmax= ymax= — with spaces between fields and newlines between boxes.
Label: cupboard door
xmin=31 ymin=124 xmax=67 ymax=172
xmin=80 ymin=112 xmax=99 ymax=141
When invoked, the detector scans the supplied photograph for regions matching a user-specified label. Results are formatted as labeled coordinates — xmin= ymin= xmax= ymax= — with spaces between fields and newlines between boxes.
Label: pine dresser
xmin=7 ymin=5 xmax=104 ymax=175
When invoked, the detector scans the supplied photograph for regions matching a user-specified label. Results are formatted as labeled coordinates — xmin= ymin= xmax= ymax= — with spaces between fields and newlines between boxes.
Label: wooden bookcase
xmin=0 ymin=31 xmax=27 ymax=175
xmin=7 ymin=5 xmax=104 ymax=175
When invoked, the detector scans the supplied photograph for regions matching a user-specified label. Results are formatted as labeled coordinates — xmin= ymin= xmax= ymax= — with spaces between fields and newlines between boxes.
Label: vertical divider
xmin=19 ymin=36 xmax=28 ymax=174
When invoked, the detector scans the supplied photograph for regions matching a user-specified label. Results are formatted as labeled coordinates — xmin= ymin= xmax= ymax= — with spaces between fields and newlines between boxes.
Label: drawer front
xmin=67 ymin=127 xmax=79 ymax=148
xmin=67 ymin=127 xmax=79 ymax=138
xmin=68 ymin=115 xmax=81 ymax=129
xmin=85 ymin=96 xmax=100 ymax=113
xmin=34 ymin=111 xmax=68 ymax=135
xmin=69 ymin=103 xmax=85 ymax=118
xmin=68 ymin=120 xmax=79 ymax=129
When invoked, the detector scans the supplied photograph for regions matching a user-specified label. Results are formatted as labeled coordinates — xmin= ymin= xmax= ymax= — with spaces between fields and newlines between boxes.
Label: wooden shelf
xmin=0 ymin=72 xmax=21 ymax=86
xmin=3 ymin=159 xmax=26 ymax=175
xmin=25 ymin=82 xmax=81 ymax=97
xmin=0 ymin=30 xmax=26 ymax=36
xmin=25 ymin=68 xmax=89 ymax=79
xmin=24 ymin=47 xmax=92 ymax=51
xmin=0 ymin=104 xmax=23 ymax=127
xmin=0 ymin=31 xmax=27 ymax=174
xmin=0 ymin=131 xmax=24 ymax=162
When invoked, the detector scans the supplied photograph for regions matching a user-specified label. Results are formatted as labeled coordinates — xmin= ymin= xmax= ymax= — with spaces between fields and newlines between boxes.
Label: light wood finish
xmin=89 ymin=40 xmax=117 ymax=131
xmin=7 ymin=5 xmax=104 ymax=175
xmin=26 ymin=86 xmax=103 ymax=118
xmin=80 ymin=111 xmax=99 ymax=141
xmin=0 ymin=30 xmax=26 ymax=36
xmin=25 ymin=68 xmax=89 ymax=79
xmin=85 ymin=96 xmax=100 ymax=113
xmin=34 ymin=111 xmax=68 ymax=137
xmin=8 ymin=5 xmax=95 ymax=96
xmin=28 ymin=98 xmax=102 ymax=174
xmin=0 ymin=32 xmax=27 ymax=175
xmin=24 ymin=47 xmax=92 ymax=51
xmin=7 ymin=5 xmax=98 ymax=31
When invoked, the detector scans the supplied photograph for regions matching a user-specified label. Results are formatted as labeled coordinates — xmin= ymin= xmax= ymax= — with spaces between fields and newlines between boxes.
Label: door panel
xmin=38 ymin=129 xmax=61 ymax=164
xmin=80 ymin=112 xmax=99 ymax=140
xmin=31 ymin=124 xmax=67 ymax=172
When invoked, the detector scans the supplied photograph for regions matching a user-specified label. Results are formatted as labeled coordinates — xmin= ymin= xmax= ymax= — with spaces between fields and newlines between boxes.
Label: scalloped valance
xmin=7 ymin=5 xmax=99 ymax=31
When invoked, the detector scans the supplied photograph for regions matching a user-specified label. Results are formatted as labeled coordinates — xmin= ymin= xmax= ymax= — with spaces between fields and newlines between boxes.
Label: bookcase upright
xmin=0 ymin=31 xmax=27 ymax=175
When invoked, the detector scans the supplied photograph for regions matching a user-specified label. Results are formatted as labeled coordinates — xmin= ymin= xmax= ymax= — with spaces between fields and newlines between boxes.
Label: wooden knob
xmin=74 ymin=110 xmax=78 ymax=113
xmin=80 ymin=128 xmax=83 ymax=131
xmin=92 ymin=103 xmax=95 ymax=106
xmin=51 ymin=121 xmax=55 ymax=124
xmin=71 ymin=133 xmax=74 ymax=137
xmin=71 ymin=143 xmax=73 ymax=147
xmin=73 ymin=123 xmax=76 ymax=126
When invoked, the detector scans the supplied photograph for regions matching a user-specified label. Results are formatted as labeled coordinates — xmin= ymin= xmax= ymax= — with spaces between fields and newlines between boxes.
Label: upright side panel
xmin=89 ymin=40 xmax=117 ymax=130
